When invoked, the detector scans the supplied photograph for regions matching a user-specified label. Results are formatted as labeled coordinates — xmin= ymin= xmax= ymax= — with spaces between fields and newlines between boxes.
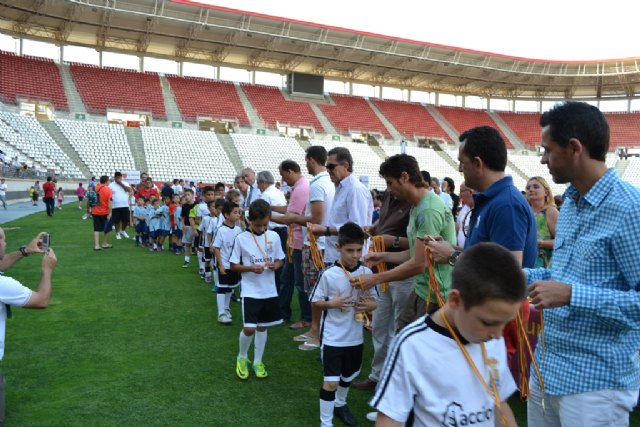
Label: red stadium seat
xmin=167 ymin=76 xmax=249 ymax=125
xmin=319 ymin=94 xmax=391 ymax=138
xmin=0 ymin=51 xmax=68 ymax=110
xmin=371 ymin=98 xmax=452 ymax=143
xmin=605 ymin=112 xmax=640 ymax=148
xmin=498 ymin=112 xmax=541 ymax=149
xmin=240 ymin=83 xmax=323 ymax=131
xmin=69 ymin=63 xmax=166 ymax=119
xmin=436 ymin=106 xmax=514 ymax=148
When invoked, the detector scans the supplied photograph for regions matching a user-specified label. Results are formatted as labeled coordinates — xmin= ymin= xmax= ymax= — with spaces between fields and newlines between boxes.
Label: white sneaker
xmin=218 ymin=313 xmax=232 ymax=324
xmin=225 ymin=308 xmax=233 ymax=320
xmin=366 ymin=412 xmax=378 ymax=422
xmin=115 ymin=234 xmax=122 ymax=240
xmin=121 ymin=230 xmax=130 ymax=239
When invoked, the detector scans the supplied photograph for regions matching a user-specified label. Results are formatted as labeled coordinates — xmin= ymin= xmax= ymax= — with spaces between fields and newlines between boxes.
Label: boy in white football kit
xmin=230 ymin=199 xmax=285 ymax=380
xmin=212 ymin=200 xmax=243 ymax=324
xmin=194 ymin=186 xmax=216 ymax=276
xmin=371 ymin=242 xmax=523 ymax=427
xmin=201 ymin=199 xmax=223 ymax=284
xmin=311 ymin=222 xmax=378 ymax=427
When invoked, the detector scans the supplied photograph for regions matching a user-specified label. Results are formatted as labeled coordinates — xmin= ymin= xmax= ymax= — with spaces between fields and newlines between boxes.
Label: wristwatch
xmin=325 ymin=226 xmax=331 ymax=236
xmin=392 ymin=236 xmax=401 ymax=249
xmin=19 ymin=245 xmax=29 ymax=257
xmin=448 ymin=250 xmax=461 ymax=266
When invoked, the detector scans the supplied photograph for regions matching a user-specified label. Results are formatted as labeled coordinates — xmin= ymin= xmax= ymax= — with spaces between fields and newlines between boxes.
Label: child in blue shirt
xmin=148 ymin=198 xmax=162 ymax=251
xmin=132 ymin=197 xmax=148 ymax=247
xmin=154 ymin=196 xmax=171 ymax=251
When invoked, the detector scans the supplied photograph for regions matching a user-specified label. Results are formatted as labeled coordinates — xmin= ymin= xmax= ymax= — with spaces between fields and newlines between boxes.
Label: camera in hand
xmin=40 ymin=233 xmax=50 ymax=252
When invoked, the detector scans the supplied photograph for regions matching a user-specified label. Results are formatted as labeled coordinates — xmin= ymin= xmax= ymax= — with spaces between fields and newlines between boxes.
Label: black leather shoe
xmin=334 ymin=405 xmax=357 ymax=426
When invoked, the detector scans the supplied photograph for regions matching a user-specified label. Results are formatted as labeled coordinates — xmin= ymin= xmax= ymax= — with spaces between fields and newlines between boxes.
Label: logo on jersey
xmin=485 ymin=356 xmax=500 ymax=387
xmin=442 ymin=402 xmax=493 ymax=426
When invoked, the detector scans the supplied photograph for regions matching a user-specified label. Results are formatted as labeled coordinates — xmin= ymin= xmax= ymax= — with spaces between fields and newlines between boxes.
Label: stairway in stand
xmin=39 ymin=119 xmax=92 ymax=178
xmin=124 ymin=127 xmax=149 ymax=173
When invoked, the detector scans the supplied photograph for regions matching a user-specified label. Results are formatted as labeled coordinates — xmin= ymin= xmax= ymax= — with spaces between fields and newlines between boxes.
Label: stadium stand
xmin=240 ymin=84 xmax=323 ymax=131
xmin=371 ymin=99 xmax=453 ymax=143
xmin=310 ymin=139 xmax=386 ymax=190
xmin=622 ymin=157 xmax=640 ymax=187
xmin=604 ymin=112 xmax=640 ymax=148
xmin=380 ymin=145 xmax=462 ymax=184
xmin=0 ymin=112 xmax=81 ymax=177
xmin=55 ymin=119 xmax=134 ymax=177
xmin=508 ymin=154 xmax=566 ymax=195
xmin=497 ymin=112 xmax=541 ymax=149
xmin=318 ymin=94 xmax=391 ymax=138
xmin=141 ymin=127 xmax=236 ymax=183
xmin=436 ymin=106 xmax=514 ymax=148
xmin=0 ymin=51 xmax=68 ymax=110
xmin=231 ymin=133 xmax=308 ymax=179
xmin=69 ymin=63 xmax=166 ymax=119
xmin=167 ymin=76 xmax=250 ymax=125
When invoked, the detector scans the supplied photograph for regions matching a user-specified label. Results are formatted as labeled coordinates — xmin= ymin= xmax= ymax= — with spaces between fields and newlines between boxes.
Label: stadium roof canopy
xmin=1 ymin=0 xmax=640 ymax=100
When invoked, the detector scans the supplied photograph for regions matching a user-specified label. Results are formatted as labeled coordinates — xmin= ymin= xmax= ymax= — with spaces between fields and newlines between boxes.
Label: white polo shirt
xmin=325 ymin=174 xmax=373 ymax=263
xmin=258 ymin=184 xmax=286 ymax=230
xmin=0 ymin=275 xmax=33 ymax=360
xmin=303 ymin=171 xmax=335 ymax=250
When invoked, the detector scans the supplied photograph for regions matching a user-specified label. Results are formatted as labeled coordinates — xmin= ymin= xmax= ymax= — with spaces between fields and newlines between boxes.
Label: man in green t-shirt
xmin=355 ymin=154 xmax=456 ymax=329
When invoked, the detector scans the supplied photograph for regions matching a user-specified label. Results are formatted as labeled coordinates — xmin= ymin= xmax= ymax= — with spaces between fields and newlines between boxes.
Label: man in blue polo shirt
xmin=428 ymin=126 xmax=536 ymax=267
xmin=427 ymin=125 xmax=537 ymax=369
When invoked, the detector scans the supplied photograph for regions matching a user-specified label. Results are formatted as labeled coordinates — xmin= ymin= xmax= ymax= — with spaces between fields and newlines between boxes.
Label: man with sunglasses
xmin=309 ymin=147 xmax=373 ymax=266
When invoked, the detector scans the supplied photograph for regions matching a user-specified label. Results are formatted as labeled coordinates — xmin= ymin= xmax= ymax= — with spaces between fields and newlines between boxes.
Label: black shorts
xmin=218 ymin=270 xmax=240 ymax=288
xmin=92 ymin=214 xmax=108 ymax=232
xmin=111 ymin=207 xmax=130 ymax=225
xmin=202 ymin=247 xmax=212 ymax=261
xmin=242 ymin=296 xmax=282 ymax=328
xmin=321 ymin=344 xmax=363 ymax=382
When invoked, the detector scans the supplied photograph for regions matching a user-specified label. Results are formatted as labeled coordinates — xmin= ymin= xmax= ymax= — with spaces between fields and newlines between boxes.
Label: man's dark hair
xmin=214 ymin=198 xmax=225 ymax=210
xmin=114 ymin=171 xmax=122 ymax=178
xmin=306 ymin=145 xmax=327 ymax=166
xmin=459 ymin=126 xmax=507 ymax=172
xmin=222 ymin=200 xmax=239 ymax=216
xmin=338 ymin=222 xmax=366 ymax=246
xmin=202 ymin=185 xmax=215 ymax=194
xmin=215 ymin=182 xmax=225 ymax=191
xmin=99 ymin=175 xmax=109 ymax=184
xmin=46 ymin=176 xmax=52 ymax=182
xmin=443 ymin=177 xmax=455 ymax=193
xmin=379 ymin=154 xmax=425 ymax=187
xmin=248 ymin=199 xmax=271 ymax=221
xmin=327 ymin=147 xmax=354 ymax=172
xmin=539 ymin=101 xmax=609 ymax=161
xmin=280 ymin=159 xmax=301 ymax=174
xmin=421 ymin=170 xmax=431 ymax=184
xmin=452 ymin=242 xmax=526 ymax=309
xmin=183 ymin=188 xmax=194 ymax=195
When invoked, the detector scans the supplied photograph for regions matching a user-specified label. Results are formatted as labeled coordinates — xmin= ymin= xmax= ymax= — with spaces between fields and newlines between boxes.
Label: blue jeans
xmin=44 ymin=197 xmax=55 ymax=216
xmin=279 ymin=249 xmax=310 ymax=322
